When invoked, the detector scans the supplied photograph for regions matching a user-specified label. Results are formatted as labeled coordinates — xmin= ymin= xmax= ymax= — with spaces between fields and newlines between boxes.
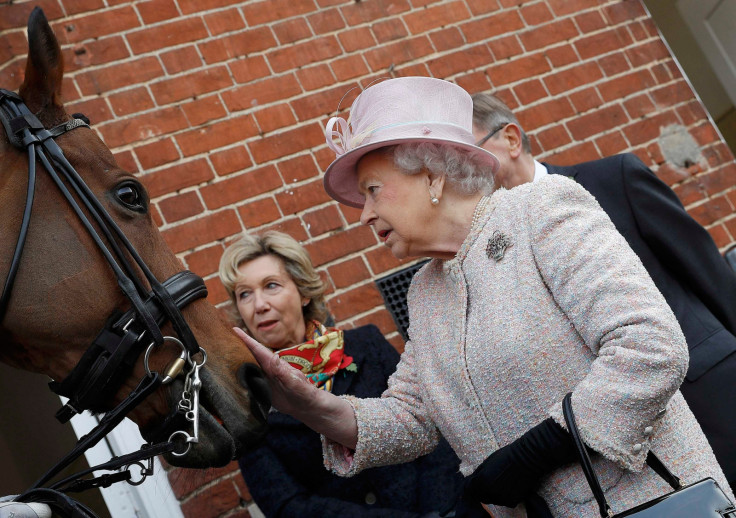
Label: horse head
xmin=0 ymin=7 xmax=270 ymax=469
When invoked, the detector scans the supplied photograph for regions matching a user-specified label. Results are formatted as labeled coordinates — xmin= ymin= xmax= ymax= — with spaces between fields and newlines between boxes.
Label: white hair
xmin=384 ymin=142 xmax=495 ymax=195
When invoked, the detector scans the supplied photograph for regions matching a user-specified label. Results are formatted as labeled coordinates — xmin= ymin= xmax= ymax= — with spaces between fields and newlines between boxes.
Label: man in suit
xmin=471 ymin=92 xmax=736 ymax=488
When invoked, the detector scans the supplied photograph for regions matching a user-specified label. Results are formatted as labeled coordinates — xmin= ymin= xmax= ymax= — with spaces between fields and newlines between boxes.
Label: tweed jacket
xmin=323 ymin=175 xmax=732 ymax=517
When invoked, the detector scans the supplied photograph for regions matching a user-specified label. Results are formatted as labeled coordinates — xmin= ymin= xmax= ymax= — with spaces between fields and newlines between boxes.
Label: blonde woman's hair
xmin=218 ymin=231 xmax=328 ymax=328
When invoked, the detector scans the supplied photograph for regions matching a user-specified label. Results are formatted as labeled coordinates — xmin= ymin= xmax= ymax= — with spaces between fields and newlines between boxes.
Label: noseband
xmin=0 ymin=89 xmax=209 ymax=515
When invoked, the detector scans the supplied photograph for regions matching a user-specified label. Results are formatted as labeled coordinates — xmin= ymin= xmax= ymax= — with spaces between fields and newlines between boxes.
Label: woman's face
xmin=234 ymin=254 xmax=308 ymax=350
xmin=357 ymin=151 xmax=438 ymax=259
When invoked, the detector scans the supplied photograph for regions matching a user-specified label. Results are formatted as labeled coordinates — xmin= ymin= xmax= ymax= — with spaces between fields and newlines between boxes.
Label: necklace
xmin=470 ymin=196 xmax=491 ymax=231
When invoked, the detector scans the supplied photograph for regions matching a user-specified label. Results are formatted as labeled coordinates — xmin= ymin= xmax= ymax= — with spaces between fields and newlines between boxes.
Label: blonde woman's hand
xmin=234 ymin=328 xmax=358 ymax=448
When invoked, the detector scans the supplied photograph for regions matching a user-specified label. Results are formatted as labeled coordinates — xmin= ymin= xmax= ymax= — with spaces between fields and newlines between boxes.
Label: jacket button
xmin=632 ymin=443 xmax=642 ymax=453
xmin=656 ymin=408 xmax=667 ymax=419
xmin=365 ymin=492 xmax=376 ymax=505
xmin=643 ymin=426 xmax=653 ymax=436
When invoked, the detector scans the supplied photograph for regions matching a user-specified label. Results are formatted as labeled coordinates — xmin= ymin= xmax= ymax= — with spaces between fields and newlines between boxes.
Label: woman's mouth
xmin=257 ymin=320 xmax=278 ymax=331
xmin=378 ymin=229 xmax=392 ymax=241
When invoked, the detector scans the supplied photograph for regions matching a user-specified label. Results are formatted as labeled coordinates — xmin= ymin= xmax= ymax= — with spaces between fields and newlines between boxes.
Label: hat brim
xmin=323 ymin=137 xmax=501 ymax=208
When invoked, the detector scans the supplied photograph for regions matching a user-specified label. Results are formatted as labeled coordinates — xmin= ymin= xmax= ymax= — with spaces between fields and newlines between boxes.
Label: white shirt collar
xmin=533 ymin=160 xmax=547 ymax=182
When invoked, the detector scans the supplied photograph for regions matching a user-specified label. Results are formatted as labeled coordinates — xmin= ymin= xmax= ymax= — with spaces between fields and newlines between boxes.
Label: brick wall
xmin=2 ymin=0 xmax=736 ymax=516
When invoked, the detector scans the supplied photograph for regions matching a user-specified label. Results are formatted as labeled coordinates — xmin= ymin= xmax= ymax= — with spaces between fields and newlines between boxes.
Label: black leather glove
xmin=463 ymin=418 xmax=577 ymax=508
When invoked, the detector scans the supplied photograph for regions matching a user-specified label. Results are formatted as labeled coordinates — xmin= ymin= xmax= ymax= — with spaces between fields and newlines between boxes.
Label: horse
xmin=0 ymin=6 xmax=271 ymax=500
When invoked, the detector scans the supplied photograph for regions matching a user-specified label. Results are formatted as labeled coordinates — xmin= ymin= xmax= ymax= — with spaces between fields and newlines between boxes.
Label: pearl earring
xmin=430 ymin=193 xmax=439 ymax=205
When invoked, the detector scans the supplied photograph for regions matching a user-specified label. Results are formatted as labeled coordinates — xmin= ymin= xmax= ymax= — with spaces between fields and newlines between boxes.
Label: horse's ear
xmin=19 ymin=7 xmax=64 ymax=113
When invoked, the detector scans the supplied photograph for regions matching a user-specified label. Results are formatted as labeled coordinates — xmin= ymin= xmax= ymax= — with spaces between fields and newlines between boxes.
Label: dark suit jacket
xmin=239 ymin=324 xmax=485 ymax=518
xmin=546 ymin=153 xmax=736 ymax=483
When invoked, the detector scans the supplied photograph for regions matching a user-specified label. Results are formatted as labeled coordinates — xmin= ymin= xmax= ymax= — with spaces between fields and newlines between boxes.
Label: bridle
xmin=0 ymin=88 xmax=209 ymax=516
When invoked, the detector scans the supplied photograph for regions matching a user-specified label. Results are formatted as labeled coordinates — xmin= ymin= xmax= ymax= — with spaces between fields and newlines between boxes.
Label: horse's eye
xmin=115 ymin=183 xmax=146 ymax=212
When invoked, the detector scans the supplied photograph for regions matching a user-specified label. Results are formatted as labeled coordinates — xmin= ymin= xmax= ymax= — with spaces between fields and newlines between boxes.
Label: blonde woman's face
xmin=234 ymin=255 xmax=309 ymax=350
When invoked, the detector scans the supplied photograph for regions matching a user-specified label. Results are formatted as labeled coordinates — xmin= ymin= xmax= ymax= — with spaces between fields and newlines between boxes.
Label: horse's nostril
xmin=237 ymin=363 xmax=271 ymax=423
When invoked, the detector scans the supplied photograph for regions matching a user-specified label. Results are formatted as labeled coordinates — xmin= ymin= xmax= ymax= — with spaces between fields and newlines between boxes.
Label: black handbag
xmin=562 ymin=393 xmax=736 ymax=517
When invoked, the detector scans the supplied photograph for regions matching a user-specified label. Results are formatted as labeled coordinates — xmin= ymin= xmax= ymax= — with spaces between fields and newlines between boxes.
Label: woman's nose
xmin=253 ymin=291 xmax=269 ymax=312
xmin=360 ymin=200 xmax=376 ymax=226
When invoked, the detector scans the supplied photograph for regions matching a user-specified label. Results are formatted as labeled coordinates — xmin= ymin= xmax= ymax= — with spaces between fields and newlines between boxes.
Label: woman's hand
xmin=235 ymin=328 xmax=358 ymax=448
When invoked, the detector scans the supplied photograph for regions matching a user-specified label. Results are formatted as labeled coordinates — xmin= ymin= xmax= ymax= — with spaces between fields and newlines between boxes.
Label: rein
xmin=0 ymin=88 xmax=208 ymax=515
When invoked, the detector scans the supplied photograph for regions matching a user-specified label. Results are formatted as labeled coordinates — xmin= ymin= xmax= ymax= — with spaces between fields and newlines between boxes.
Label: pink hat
xmin=323 ymin=77 xmax=500 ymax=208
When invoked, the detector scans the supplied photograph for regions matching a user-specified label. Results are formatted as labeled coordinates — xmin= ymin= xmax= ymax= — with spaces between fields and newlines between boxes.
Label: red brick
xmin=151 ymin=66 xmax=232 ymax=105
xmin=654 ymin=162 xmax=691 ymax=187
xmin=364 ymin=35 xmax=434 ymax=72
xmin=222 ymin=74 xmax=302 ymax=112
xmin=352 ymin=309 xmax=400 ymax=338
xmin=203 ymin=7 xmax=246 ymax=35
xmin=428 ymin=44 xmax=493 ymax=78
xmin=327 ymin=256 xmax=370 ymax=289
xmin=603 ymin=1 xmax=647 ymax=24
xmin=487 ymin=35 xmax=524 ymax=60
xmin=341 ymin=0 xmax=411 ymax=26
xmin=296 ymin=64 xmax=337 ymax=92
xmin=575 ymin=27 xmax=632 ymax=60
xmin=305 ymin=225 xmax=376 ymax=267
xmin=163 ymin=209 xmax=242 ymax=253
xmin=330 ymin=282 xmax=385 ymax=321
xmin=267 ymin=36 xmax=343 ymax=73
xmin=178 ymin=0 xmax=245 ymax=14
xmin=261 ymin=217 xmax=308 ymax=241
xmin=199 ymin=28 xmax=277 ymax=65
xmin=136 ymin=0 xmax=178 ymax=24
xmin=128 ymin=17 xmax=208 ymax=55
xmin=622 ymin=112 xmax=679 ymax=147
xmin=0 ymin=0 xmax=64 ymax=31
xmin=677 ymin=100 xmax=709 ymax=127
xmin=150 ymin=203 xmax=164 ymax=227
xmin=595 ymin=131 xmax=629 ymax=157
xmin=64 ymin=36 xmax=129 ymax=71
xmin=567 ymin=104 xmax=628 ymax=141
xmin=98 ymin=107 xmax=189 ymax=148
xmin=279 ymin=154 xmax=321 ymax=183
xmin=209 ymin=146 xmax=253 ymax=177
xmin=460 ymin=10 xmax=524 ymax=43
xmin=229 ymin=56 xmax=272 ymax=85
xmin=544 ymin=61 xmax=603 ymax=96
xmin=304 ymin=204 xmax=343 ymax=237
xmin=710 ymin=223 xmax=733 ymax=250
xmin=544 ymin=43 xmax=579 ymax=68
xmin=108 ymin=87 xmax=155 ymax=117
xmin=547 ymin=0 xmax=599 ymax=16
xmin=599 ymin=70 xmax=655 ymax=102
xmin=575 ymin=10 xmax=606 ymax=34
xmin=513 ymin=78 xmax=548 ymax=105
xmin=403 ymin=1 xmax=471 ymax=33
xmin=541 ymin=141 xmax=600 ymax=165
xmin=308 ymin=8 xmax=345 ymax=35
xmin=0 ymin=30 xmax=26 ymax=69
xmin=673 ymin=179 xmax=707 ymax=207
xmin=248 ymin=123 xmax=325 ymax=164
xmin=331 ymin=54 xmax=371 ymax=82
xmin=182 ymin=96 xmax=228 ymax=127
xmin=692 ymin=122 xmax=723 ymax=148
xmin=429 ymin=27 xmax=465 ymax=53
xmin=455 ymin=71 xmax=493 ymax=94
xmin=651 ymin=80 xmax=697 ymax=108
xmin=159 ymin=191 xmax=205 ymax=223
xmin=177 ymin=115 xmax=260 ymax=158
xmin=201 ymin=164 xmax=282 ymax=210
xmin=65 ymin=97 xmax=113 ymax=126
xmin=488 ymin=52 xmax=551 ymax=86
xmin=76 ymin=57 xmax=164 ymax=95
xmin=598 ymin=53 xmax=631 ymax=77
xmin=689 ymin=196 xmax=733 ymax=227
xmin=536 ymin=125 xmax=572 ymax=152
xmin=180 ymin=477 xmax=241 ymax=517
xmin=167 ymin=464 xmax=238 ymax=500
xmin=273 ymin=18 xmax=312 ymax=45
xmin=135 ymin=138 xmax=180 ymax=170
xmin=276 ymin=179 xmax=332 ymax=215
xmin=242 ymin=0 xmax=318 ymax=25
xmin=114 ymin=150 xmax=138 ymax=174
xmin=252 ymin=105 xmax=295 ymax=135
xmin=53 ymin=6 xmax=139 ymax=44
xmin=238 ymin=197 xmax=282 ymax=228
xmin=569 ymin=87 xmax=603 ymax=114
xmin=520 ymin=2 xmax=554 ymax=25
xmin=233 ymin=469 xmax=253 ymax=501
xmin=517 ymin=97 xmax=575 ymax=132
xmin=371 ymin=18 xmax=408 ymax=43
xmin=365 ymin=245 xmax=413 ymax=274
xmin=625 ymin=40 xmax=670 ymax=68
xmin=519 ymin=19 xmax=579 ymax=52
xmin=161 ymin=46 xmax=203 ymax=75
xmin=465 ymin=0 xmax=501 ymax=16
xmin=141 ymin=159 xmax=215 ymax=199
xmin=623 ymin=94 xmax=656 ymax=119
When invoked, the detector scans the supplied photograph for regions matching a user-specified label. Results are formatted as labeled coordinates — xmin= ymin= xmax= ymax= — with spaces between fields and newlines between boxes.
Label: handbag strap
xmin=562 ymin=393 xmax=613 ymax=518
xmin=562 ymin=393 xmax=684 ymax=517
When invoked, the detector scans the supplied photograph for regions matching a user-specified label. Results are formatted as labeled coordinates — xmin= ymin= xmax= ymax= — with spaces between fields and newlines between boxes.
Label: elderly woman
xmin=220 ymin=230 xmax=484 ymax=518
xmin=235 ymin=78 xmax=733 ymax=517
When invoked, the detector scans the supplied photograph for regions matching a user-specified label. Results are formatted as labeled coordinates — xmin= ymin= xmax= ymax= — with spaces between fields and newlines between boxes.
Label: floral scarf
xmin=275 ymin=320 xmax=356 ymax=392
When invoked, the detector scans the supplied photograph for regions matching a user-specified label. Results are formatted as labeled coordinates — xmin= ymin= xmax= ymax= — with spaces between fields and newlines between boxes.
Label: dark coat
xmin=239 ymin=324 xmax=485 ymax=518
xmin=546 ymin=153 xmax=736 ymax=484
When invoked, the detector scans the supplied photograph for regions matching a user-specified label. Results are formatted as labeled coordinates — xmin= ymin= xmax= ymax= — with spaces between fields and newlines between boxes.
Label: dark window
xmin=375 ymin=260 xmax=429 ymax=340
